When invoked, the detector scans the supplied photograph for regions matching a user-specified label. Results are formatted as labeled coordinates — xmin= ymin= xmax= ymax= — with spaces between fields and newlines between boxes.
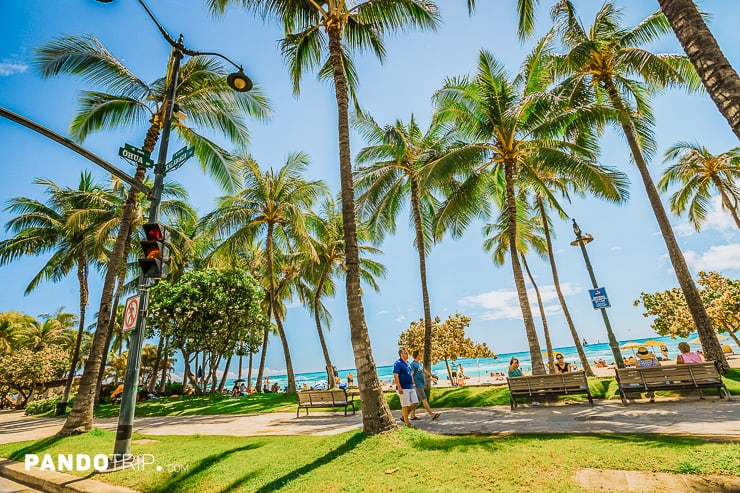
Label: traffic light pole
xmin=113 ymin=44 xmax=182 ymax=459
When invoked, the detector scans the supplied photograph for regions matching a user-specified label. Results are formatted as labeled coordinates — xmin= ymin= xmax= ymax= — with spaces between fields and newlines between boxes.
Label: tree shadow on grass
xmin=147 ymin=443 xmax=264 ymax=493
xmin=405 ymin=431 xmax=713 ymax=454
xmin=248 ymin=432 xmax=368 ymax=493
xmin=5 ymin=436 xmax=64 ymax=459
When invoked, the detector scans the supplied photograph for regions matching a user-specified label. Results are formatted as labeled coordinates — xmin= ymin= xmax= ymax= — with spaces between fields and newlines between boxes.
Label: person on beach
xmin=508 ymin=357 xmax=523 ymax=377
xmin=409 ymin=350 xmax=441 ymax=421
xmin=393 ymin=347 xmax=418 ymax=427
xmin=554 ymin=353 xmax=572 ymax=373
xmin=457 ymin=363 xmax=466 ymax=386
xmin=636 ymin=346 xmax=660 ymax=402
xmin=347 ymin=373 xmax=354 ymax=387
xmin=677 ymin=342 xmax=703 ymax=364
xmin=451 ymin=362 xmax=458 ymax=386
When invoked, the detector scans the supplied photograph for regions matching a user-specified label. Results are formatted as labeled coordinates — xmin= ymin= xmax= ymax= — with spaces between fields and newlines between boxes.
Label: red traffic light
xmin=140 ymin=223 xmax=169 ymax=279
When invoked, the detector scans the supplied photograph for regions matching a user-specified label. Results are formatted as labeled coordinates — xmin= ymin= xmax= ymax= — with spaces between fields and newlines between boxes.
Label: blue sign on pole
xmin=589 ymin=287 xmax=611 ymax=309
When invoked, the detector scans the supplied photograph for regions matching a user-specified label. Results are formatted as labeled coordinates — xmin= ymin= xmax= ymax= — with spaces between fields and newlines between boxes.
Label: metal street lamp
xmin=97 ymin=0 xmax=253 ymax=459
xmin=570 ymin=219 xmax=625 ymax=369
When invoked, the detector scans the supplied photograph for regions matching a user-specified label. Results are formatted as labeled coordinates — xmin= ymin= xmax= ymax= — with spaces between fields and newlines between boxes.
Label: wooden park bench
xmin=296 ymin=389 xmax=356 ymax=417
xmin=615 ymin=361 xmax=731 ymax=405
xmin=507 ymin=371 xmax=593 ymax=410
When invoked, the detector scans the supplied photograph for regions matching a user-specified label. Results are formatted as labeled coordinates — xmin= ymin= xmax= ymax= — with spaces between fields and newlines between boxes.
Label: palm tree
xmin=21 ymin=308 xmax=77 ymax=352
xmin=655 ymin=0 xmax=740 ymax=140
xmin=469 ymin=0 xmax=740 ymax=138
xmin=551 ymin=1 xmax=728 ymax=370
xmin=33 ymin=33 xmax=270 ymax=434
xmin=202 ymin=153 xmax=326 ymax=393
xmin=522 ymin=158 xmax=629 ymax=374
xmin=354 ymin=113 xmax=452 ymax=389
xmin=0 ymin=312 xmax=34 ymax=355
xmin=0 ymin=172 xmax=115 ymax=413
xmin=659 ymin=142 xmax=740 ymax=230
xmin=301 ymin=197 xmax=387 ymax=387
xmin=433 ymin=41 xmax=600 ymax=374
xmin=207 ymin=0 xmax=439 ymax=434
xmin=482 ymin=197 xmax=557 ymax=372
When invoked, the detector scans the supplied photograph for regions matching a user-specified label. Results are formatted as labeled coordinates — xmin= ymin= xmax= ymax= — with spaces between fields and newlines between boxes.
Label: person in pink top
xmin=676 ymin=342 xmax=703 ymax=364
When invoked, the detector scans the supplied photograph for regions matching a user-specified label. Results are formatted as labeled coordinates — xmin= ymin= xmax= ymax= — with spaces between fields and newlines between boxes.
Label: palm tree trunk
xmin=219 ymin=353 xmax=232 ymax=393
xmin=504 ymin=161 xmax=546 ymax=375
xmin=657 ymin=0 xmax=740 ymax=140
xmin=258 ymin=224 xmax=280 ymax=394
xmin=273 ymin=313 xmax=296 ymax=393
xmin=409 ymin=173 xmax=435 ymax=390
xmin=57 ymin=258 xmax=88 ymax=415
xmin=255 ymin=319 xmax=269 ymax=394
xmin=94 ymin=256 xmax=128 ymax=405
xmin=148 ymin=335 xmax=165 ymax=392
xmin=712 ymin=176 xmax=740 ymax=229
xmin=158 ymin=337 xmax=169 ymax=394
xmin=604 ymin=77 xmax=729 ymax=372
xmin=58 ymin=165 xmax=145 ymax=435
xmin=313 ymin=269 xmax=336 ymax=388
xmin=327 ymin=23 xmax=395 ymax=433
xmin=238 ymin=346 xmax=243 ymax=381
xmin=537 ymin=198 xmax=594 ymax=375
xmin=521 ymin=253 xmax=554 ymax=373
xmin=247 ymin=351 xmax=254 ymax=392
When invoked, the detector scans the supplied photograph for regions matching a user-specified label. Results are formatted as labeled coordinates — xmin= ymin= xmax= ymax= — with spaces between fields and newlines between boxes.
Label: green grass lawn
xmin=31 ymin=369 xmax=740 ymax=418
xmin=0 ymin=429 xmax=737 ymax=492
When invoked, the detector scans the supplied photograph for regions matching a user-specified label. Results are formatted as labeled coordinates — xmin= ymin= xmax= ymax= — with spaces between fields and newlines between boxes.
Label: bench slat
xmin=296 ymin=389 xmax=356 ymax=417
xmin=615 ymin=361 xmax=730 ymax=405
xmin=507 ymin=372 xmax=593 ymax=409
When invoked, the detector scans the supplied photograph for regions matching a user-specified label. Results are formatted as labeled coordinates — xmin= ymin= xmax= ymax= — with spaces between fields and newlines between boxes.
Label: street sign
xmin=118 ymin=144 xmax=154 ymax=167
xmin=122 ymin=295 xmax=141 ymax=332
xmin=588 ymin=287 xmax=611 ymax=309
xmin=166 ymin=145 xmax=195 ymax=170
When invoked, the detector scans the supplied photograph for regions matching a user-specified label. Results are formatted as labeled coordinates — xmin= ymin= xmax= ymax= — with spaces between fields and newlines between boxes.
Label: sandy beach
xmin=406 ymin=353 xmax=740 ymax=390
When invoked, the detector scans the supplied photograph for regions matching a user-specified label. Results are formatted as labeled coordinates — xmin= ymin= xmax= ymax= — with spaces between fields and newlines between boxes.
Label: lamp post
xmin=570 ymin=219 xmax=624 ymax=368
xmin=98 ymin=0 xmax=252 ymax=459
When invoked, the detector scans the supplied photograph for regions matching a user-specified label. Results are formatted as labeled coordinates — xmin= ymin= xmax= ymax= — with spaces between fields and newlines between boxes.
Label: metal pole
xmin=113 ymin=41 xmax=182 ymax=458
xmin=572 ymin=219 xmax=624 ymax=368
xmin=0 ymin=106 xmax=152 ymax=197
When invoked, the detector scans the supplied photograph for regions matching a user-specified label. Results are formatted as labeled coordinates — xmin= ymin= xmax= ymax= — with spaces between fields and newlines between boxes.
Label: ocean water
xmin=227 ymin=333 xmax=737 ymax=391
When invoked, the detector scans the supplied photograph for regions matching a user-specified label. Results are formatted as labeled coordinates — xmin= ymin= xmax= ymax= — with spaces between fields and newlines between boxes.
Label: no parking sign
xmin=123 ymin=295 xmax=140 ymax=332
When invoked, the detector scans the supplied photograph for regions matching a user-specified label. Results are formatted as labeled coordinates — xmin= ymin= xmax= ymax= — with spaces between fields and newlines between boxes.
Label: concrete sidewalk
xmin=2 ymin=398 xmax=738 ymax=443
xmin=1 ymin=398 xmax=739 ymax=492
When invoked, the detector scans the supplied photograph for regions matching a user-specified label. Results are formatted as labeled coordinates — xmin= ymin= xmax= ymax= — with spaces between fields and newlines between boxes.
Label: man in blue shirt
xmin=409 ymin=350 xmax=441 ymax=421
xmin=393 ymin=347 xmax=418 ymax=427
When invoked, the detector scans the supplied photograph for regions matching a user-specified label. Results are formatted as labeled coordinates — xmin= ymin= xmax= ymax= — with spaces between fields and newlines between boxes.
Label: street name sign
xmin=167 ymin=145 xmax=195 ymax=169
xmin=118 ymin=144 xmax=154 ymax=167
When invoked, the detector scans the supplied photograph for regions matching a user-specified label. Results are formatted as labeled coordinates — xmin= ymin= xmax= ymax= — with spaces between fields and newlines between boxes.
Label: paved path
xmin=1 ymin=398 xmax=738 ymax=443
xmin=1 ymin=398 xmax=739 ymax=493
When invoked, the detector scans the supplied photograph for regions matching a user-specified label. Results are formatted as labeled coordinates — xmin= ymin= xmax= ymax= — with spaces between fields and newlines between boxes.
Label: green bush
xmin=25 ymin=396 xmax=61 ymax=416
xmin=165 ymin=381 xmax=183 ymax=396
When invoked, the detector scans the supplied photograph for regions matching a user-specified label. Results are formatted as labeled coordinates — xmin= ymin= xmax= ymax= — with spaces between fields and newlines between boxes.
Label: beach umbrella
xmin=642 ymin=340 xmax=664 ymax=347
xmin=620 ymin=341 xmax=641 ymax=349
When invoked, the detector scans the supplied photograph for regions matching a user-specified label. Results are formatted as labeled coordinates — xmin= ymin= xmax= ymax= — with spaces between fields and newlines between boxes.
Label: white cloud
xmin=674 ymin=195 xmax=738 ymax=237
xmin=458 ymin=283 xmax=580 ymax=320
xmin=394 ymin=314 xmax=406 ymax=323
xmin=0 ymin=61 xmax=27 ymax=76
xmin=684 ymin=243 xmax=740 ymax=272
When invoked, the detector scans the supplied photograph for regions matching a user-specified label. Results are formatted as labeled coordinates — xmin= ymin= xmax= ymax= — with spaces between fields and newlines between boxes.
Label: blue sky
xmin=1 ymin=1 xmax=739 ymax=378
